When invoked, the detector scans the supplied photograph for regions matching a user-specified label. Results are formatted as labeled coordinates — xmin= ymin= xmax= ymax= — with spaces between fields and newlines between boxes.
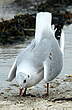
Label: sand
xmin=0 ymin=76 xmax=72 ymax=110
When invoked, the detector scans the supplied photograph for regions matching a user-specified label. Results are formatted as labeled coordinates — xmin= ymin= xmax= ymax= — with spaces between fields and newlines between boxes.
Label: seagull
xmin=8 ymin=12 xmax=64 ymax=97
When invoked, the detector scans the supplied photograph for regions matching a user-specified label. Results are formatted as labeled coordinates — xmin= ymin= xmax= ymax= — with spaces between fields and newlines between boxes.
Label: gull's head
xmin=16 ymin=72 xmax=31 ymax=89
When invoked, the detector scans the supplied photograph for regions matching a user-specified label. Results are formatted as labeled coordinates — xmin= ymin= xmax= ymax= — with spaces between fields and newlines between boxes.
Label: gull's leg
xmin=19 ymin=88 xmax=36 ymax=97
xmin=47 ymin=83 xmax=49 ymax=96
xmin=42 ymin=83 xmax=49 ymax=98
xmin=22 ymin=88 xmax=27 ymax=96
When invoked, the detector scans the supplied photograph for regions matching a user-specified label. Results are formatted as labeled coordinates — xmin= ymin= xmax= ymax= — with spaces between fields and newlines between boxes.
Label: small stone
xmin=0 ymin=92 xmax=4 ymax=94
xmin=4 ymin=96 xmax=7 ymax=99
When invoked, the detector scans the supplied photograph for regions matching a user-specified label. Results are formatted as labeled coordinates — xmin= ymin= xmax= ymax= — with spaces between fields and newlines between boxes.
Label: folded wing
xmin=8 ymin=40 xmax=35 ymax=81
xmin=8 ymin=60 xmax=17 ymax=81
xmin=44 ymin=39 xmax=63 ymax=82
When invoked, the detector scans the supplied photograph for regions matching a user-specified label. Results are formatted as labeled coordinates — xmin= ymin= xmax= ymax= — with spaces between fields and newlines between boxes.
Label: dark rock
xmin=0 ymin=14 xmax=35 ymax=45
xmin=0 ymin=3 xmax=72 ymax=45
xmin=13 ymin=0 xmax=72 ymax=9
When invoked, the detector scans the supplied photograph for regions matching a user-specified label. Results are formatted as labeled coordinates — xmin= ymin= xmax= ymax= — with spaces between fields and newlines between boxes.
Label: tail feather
xmin=35 ymin=12 xmax=52 ymax=43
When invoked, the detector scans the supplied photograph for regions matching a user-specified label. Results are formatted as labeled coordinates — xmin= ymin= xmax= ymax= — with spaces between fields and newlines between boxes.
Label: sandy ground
xmin=0 ymin=76 xmax=72 ymax=110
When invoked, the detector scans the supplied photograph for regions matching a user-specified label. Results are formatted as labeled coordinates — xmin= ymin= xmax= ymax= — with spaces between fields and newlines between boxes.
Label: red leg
xmin=42 ymin=83 xmax=49 ymax=98
xmin=47 ymin=83 xmax=49 ymax=96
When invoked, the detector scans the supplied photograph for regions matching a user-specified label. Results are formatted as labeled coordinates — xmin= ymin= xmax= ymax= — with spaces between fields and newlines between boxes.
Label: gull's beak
xmin=19 ymin=88 xmax=23 ymax=96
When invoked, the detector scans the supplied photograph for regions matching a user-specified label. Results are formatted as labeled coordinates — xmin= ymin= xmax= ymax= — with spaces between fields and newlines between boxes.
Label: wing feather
xmin=44 ymin=40 xmax=63 ymax=82
xmin=8 ymin=60 xmax=17 ymax=81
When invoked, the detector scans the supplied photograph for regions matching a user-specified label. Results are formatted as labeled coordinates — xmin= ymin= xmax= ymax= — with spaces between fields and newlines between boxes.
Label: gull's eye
xmin=23 ymin=79 xmax=26 ymax=83
xmin=28 ymin=75 xmax=30 ymax=78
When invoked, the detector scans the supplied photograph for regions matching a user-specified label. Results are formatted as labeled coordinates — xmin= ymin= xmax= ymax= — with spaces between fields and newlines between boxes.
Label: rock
xmin=0 ymin=4 xmax=72 ymax=45
xmin=0 ymin=14 xmax=35 ymax=45
xmin=12 ymin=0 xmax=72 ymax=9
xmin=0 ymin=92 xmax=4 ymax=95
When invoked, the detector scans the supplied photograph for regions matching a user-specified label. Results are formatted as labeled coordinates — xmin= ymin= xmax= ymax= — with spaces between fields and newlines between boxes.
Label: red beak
xmin=19 ymin=88 xmax=23 ymax=96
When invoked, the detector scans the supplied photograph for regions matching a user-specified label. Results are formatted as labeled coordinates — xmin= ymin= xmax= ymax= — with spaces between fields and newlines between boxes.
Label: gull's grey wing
xmin=17 ymin=39 xmax=35 ymax=65
xmin=8 ymin=39 xmax=36 ymax=81
xmin=17 ymin=32 xmax=54 ymax=67
xmin=8 ymin=60 xmax=17 ymax=81
xmin=44 ymin=41 xmax=63 ymax=82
